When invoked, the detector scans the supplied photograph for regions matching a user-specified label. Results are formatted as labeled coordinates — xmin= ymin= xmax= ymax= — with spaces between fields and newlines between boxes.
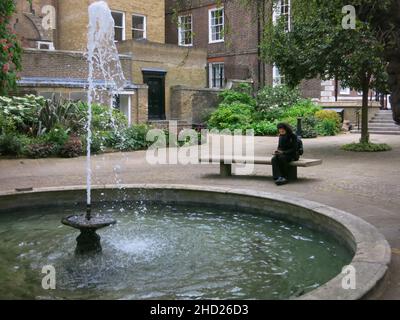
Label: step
xmin=369 ymin=123 xmax=399 ymax=128
xmin=351 ymin=130 xmax=400 ymax=135
xmin=373 ymin=115 xmax=394 ymax=119
xmin=365 ymin=127 xmax=400 ymax=132
xmin=369 ymin=121 xmax=400 ymax=127
xmin=370 ymin=120 xmax=395 ymax=124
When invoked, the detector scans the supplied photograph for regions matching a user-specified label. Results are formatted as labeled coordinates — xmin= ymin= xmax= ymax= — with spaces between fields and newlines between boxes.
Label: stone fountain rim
xmin=0 ymin=184 xmax=391 ymax=300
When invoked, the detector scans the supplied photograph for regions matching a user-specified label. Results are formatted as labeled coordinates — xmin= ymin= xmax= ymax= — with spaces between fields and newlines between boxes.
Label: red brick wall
xmin=166 ymin=0 xmax=267 ymax=88
xmin=19 ymin=49 xmax=133 ymax=82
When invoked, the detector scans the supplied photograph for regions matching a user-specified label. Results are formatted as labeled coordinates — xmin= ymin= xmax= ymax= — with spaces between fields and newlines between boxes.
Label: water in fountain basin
xmin=0 ymin=203 xmax=352 ymax=300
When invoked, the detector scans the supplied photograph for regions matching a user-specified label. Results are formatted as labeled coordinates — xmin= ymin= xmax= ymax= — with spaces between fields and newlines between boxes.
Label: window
xmin=273 ymin=65 xmax=285 ymax=87
xmin=132 ymin=14 xmax=146 ymax=40
xmin=209 ymin=8 xmax=224 ymax=43
xmin=273 ymin=0 xmax=291 ymax=32
xmin=178 ymin=15 xmax=193 ymax=46
xmin=37 ymin=41 xmax=54 ymax=50
xmin=209 ymin=63 xmax=225 ymax=88
xmin=111 ymin=11 xmax=125 ymax=42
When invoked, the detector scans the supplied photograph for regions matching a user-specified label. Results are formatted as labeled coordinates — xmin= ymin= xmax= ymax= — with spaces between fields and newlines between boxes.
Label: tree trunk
xmin=388 ymin=56 xmax=400 ymax=124
xmin=388 ymin=0 xmax=400 ymax=124
xmin=360 ymin=77 xmax=370 ymax=144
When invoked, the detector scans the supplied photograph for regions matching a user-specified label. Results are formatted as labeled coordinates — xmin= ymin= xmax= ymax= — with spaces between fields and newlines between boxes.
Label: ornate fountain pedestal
xmin=62 ymin=214 xmax=116 ymax=254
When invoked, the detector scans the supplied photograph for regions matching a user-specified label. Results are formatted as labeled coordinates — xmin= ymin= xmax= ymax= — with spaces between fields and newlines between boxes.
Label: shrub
xmin=251 ymin=121 xmax=278 ymax=136
xmin=207 ymin=102 xmax=253 ymax=131
xmin=316 ymin=119 xmax=340 ymax=136
xmin=219 ymin=88 xmax=256 ymax=106
xmin=85 ymin=104 xmax=128 ymax=132
xmin=44 ymin=126 xmax=69 ymax=146
xmin=0 ymin=134 xmax=25 ymax=156
xmin=24 ymin=142 xmax=57 ymax=158
xmin=0 ymin=95 xmax=45 ymax=134
xmin=342 ymin=142 xmax=392 ymax=152
xmin=0 ymin=111 xmax=16 ymax=134
xmin=300 ymin=116 xmax=318 ymax=139
xmin=255 ymin=85 xmax=301 ymax=121
xmin=115 ymin=124 xmax=151 ymax=151
xmin=59 ymin=136 xmax=83 ymax=158
xmin=282 ymin=100 xmax=321 ymax=118
xmin=315 ymin=110 xmax=341 ymax=127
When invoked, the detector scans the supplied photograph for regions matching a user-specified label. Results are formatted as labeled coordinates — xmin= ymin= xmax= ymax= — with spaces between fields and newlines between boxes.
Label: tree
xmin=0 ymin=0 xmax=28 ymax=96
xmin=261 ymin=0 xmax=391 ymax=143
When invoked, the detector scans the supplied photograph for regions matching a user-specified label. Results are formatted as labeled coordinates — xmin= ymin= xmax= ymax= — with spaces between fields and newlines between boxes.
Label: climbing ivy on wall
xmin=0 ymin=0 xmax=31 ymax=96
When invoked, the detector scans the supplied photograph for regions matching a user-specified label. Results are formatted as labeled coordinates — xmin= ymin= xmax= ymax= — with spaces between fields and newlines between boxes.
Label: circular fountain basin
xmin=0 ymin=184 xmax=390 ymax=300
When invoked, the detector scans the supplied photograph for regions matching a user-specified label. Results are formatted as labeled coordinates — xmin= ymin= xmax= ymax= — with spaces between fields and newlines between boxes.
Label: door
xmin=143 ymin=71 xmax=166 ymax=120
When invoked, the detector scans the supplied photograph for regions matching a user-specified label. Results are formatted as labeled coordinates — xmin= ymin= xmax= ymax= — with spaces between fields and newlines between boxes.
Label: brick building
xmin=166 ymin=0 xmax=269 ymax=90
xmin=165 ymin=0 xmax=383 ymax=118
xmin=11 ymin=0 xmax=208 ymax=125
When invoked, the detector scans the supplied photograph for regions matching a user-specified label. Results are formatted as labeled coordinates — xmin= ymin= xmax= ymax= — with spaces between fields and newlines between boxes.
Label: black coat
xmin=277 ymin=134 xmax=298 ymax=160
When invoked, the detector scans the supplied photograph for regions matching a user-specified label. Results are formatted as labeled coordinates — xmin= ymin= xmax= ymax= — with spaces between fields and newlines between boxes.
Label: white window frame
xmin=178 ymin=14 xmax=193 ymax=47
xmin=273 ymin=65 xmax=285 ymax=87
xmin=37 ymin=41 xmax=54 ymax=50
xmin=111 ymin=10 xmax=125 ymax=42
xmin=132 ymin=14 xmax=147 ymax=40
xmin=208 ymin=7 xmax=224 ymax=44
xmin=273 ymin=0 xmax=291 ymax=32
xmin=209 ymin=62 xmax=225 ymax=89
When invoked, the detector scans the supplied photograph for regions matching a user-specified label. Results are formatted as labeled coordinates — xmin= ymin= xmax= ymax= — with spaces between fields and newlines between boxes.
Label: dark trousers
xmin=272 ymin=154 xmax=294 ymax=180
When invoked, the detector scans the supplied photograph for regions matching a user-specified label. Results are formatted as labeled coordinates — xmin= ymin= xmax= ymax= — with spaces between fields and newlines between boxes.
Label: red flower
xmin=2 ymin=63 xmax=10 ymax=73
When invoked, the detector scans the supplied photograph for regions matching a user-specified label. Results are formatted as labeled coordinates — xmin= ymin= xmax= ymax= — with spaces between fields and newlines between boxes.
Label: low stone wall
xmin=320 ymin=101 xmax=381 ymax=124
xmin=170 ymin=86 xmax=222 ymax=125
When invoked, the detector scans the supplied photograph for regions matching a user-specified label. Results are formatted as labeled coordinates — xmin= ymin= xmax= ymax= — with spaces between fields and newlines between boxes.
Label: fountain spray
xmin=62 ymin=0 xmax=126 ymax=254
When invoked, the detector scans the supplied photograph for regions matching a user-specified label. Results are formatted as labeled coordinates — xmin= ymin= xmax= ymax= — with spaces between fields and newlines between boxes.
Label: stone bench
xmin=199 ymin=156 xmax=323 ymax=180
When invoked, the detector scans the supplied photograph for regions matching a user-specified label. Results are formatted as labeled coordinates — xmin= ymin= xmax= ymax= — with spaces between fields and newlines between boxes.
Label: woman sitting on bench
xmin=272 ymin=123 xmax=299 ymax=186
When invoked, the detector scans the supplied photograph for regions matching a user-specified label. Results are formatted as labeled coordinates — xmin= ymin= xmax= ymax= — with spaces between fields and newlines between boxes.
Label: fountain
xmin=0 ymin=0 xmax=389 ymax=301
xmin=62 ymin=1 xmax=127 ymax=254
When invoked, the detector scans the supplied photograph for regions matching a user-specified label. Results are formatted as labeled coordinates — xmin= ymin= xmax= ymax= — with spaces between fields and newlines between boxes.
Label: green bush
xmin=0 ymin=95 xmax=45 ymax=134
xmin=255 ymin=85 xmax=301 ymax=121
xmin=24 ymin=142 xmax=57 ymax=159
xmin=218 ymin=88 xmax=256 ymax=106
xmin=59 ymin=136 xmax=83 ymax=158
xmin=86 ymin=104 xmax=128 ymax=132
xmin=251 ymin=121 xmax=278 ymax=136
xmin=0 ymin=111 xmax=16 ymax=134
xmin=43 ymin=126 xmax=69 ymax=147
xmin=300 ymin=116 xmax=318 ymax=139
xmin=207 ymin=102 xmax=253 ymax=131
xmin=316 ymin=119 xmax=340 ymax=136
xmin=115 ymin=124 xmax=151 ymax=151
xmin=282 ymin=100 xmax=321 ymax=118
xmin=0 ymin=134 xmax=26 ymax=156
xmin=81 ymin=133 xmax=103 ymax=154
xmin=342 ymin=142 xmax=392 ymax=152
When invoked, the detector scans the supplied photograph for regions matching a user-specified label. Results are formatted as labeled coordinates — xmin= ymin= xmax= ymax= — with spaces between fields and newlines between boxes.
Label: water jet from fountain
xmin=62 ymin=1 xmax=127 ymax=254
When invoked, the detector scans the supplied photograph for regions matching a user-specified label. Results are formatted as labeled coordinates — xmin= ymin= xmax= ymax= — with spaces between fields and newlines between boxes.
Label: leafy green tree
xmin=0 ymin=0 xmax=30 ymax=96
xmin=262 ymin=0 xmax=391 ymax=143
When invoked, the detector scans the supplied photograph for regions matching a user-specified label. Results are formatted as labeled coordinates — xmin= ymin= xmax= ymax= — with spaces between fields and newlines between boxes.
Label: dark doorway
xmin=142 ymin=70 xmax=166 ymax=120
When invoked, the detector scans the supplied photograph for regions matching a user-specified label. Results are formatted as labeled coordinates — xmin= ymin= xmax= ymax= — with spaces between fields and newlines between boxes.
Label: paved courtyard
xmin=0 ymin=133 xmax=399 ymax=299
